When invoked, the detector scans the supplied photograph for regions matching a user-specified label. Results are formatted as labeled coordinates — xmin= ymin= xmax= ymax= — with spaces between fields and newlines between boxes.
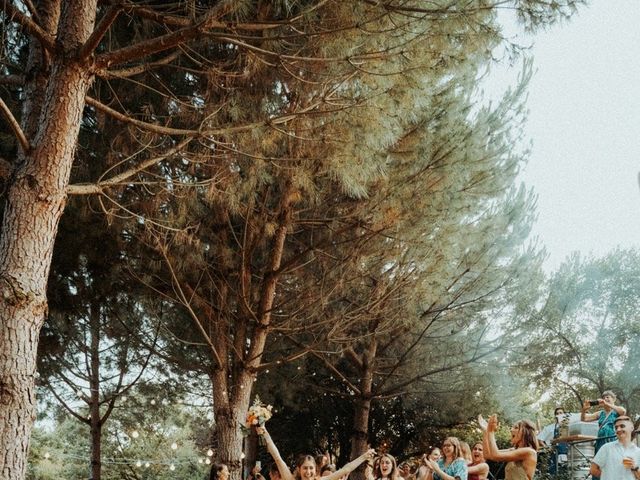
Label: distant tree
xmin=27 ymin=389 xmax=210 ymax=480
xmin=37 ymin=201 xmax=161 ymax=480
xmin=513 ymin=248 xmax=640 ymax=414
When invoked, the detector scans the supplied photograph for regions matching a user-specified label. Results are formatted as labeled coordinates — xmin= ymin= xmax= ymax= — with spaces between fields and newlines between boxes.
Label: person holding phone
xmin=581 ymin=391 xmax=627 ymax=454
xmin=248 ymin=462 xmax=266 ymax=480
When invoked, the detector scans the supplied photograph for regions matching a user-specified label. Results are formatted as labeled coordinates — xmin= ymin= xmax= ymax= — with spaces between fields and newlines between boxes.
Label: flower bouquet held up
xmin=241 ymin=396 xmax=273 ymax=444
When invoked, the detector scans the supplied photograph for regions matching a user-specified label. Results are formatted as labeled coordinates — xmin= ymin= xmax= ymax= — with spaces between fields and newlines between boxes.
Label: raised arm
xmin=257 ymin=427 xmax=295 ymax=480
xmin=325 ymin=449 xmax=376 ymax=480
xmin=580 ymin=400 xmax=600 ymax=422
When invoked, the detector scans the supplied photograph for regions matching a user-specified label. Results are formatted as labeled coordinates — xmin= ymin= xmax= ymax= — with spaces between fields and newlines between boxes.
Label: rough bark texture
xmin=0 ymin=2 xmax=97 ymax=478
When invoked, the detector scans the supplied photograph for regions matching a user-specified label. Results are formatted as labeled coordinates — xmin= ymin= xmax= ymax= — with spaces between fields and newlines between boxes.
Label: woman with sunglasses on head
xmin=423 ymin=437 xmax=468 ymax=480
xmin=478 ymin=414 xmax=537 ymax=480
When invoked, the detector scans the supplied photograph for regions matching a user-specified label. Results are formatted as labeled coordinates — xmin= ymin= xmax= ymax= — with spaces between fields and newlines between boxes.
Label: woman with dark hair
xmin=374 ymin=453 xmax=400 ymax=480
xmin=258 ymin=426 xmax=375 ymax=480
xmin=467 ymin=443 xmax=489 ymax=480
xmin=423 ymin=436 xmax=468 ymax=480
xmin=479 ymin=414 xmax=537 ymax=480
xmin=211 ymin=463 xmax=230 ymax=480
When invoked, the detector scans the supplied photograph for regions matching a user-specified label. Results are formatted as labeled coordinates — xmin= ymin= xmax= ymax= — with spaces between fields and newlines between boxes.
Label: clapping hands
xmin=478 ymin=414 xmax=499 ymax=432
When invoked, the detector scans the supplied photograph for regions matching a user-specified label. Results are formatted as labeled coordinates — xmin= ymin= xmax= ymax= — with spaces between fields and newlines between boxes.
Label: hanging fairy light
xmin=44 ymin=452 xmax=51 ymax=459
xmin=240 ymin=452 xmax=245 ymax=459
xmin=145 ymin=462 xmax=150 ymax=468
xmin=169 ymin=464 xmax=176 ymax=471
xmin=136 ymin=460 xmax=142 ymax=468
xmin=171 ymin=442 xmax=178 ymax=450
xmin=131 ymin=430 xmax=140 ymax=439
xmin=207 ymin=449 xmax=213 ymax=457
xmin=205 ymin=458 xmax=212 ymax=465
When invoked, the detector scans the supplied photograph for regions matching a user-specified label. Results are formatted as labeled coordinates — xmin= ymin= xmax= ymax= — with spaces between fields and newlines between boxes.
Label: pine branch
xmin=1 ymin=2 xmax=55 ymax=52
xmin=79 ymin=5 xmax=122 ymax=61
xmin=67 ymin=137 xmax=192 ymax=195
xmin=0 ymin=97 xmax=30 ymax=153
xmin=96 ymin=51 xmax=181 ymax=79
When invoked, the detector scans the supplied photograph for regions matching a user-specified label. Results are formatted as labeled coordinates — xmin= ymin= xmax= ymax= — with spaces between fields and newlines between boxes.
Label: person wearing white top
xmin=591 ymin=416 xmax=640 ymax=480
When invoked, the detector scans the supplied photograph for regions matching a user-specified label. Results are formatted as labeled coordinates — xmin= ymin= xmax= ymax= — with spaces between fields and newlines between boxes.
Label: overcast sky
xmin=490 ymin=0 xmax=640 ymax=271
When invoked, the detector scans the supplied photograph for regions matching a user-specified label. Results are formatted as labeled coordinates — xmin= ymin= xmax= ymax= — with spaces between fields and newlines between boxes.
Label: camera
xmin=589 ymin=400 xmax=600 ymax=406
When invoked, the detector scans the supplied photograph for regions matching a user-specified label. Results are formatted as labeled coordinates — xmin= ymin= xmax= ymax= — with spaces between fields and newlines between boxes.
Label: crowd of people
xmin=208 ymin=391 xmax=639 ymax=480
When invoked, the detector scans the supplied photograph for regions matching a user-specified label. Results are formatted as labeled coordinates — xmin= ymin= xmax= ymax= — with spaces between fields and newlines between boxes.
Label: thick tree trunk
xmin=0 ymin=2 xmax=97 ymax=478
xmin=211 ymin=369 xmax=254 ymax=480
xmin=349 ymin=337 xmax=378 ymax=480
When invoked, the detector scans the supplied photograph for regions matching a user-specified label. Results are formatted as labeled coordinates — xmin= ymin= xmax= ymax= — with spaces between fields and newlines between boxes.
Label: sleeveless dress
xmin=595 ymin=409 xmax=619 ymax=453
xmin=504 ymin=460 xmax=529 ymax=480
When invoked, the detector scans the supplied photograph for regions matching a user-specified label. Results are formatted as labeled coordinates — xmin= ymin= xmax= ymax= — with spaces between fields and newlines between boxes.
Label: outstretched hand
xmin=364 ymin=448 xmax=376 ymax=460
xmin=477 ymin=414 xmax=488 ymax=431
xmin=488 ymin=414 xmax=499 ymax=433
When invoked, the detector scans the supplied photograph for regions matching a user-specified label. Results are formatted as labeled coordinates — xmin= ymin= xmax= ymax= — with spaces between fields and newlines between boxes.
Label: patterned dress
xmin=434 ymin=458 xmax=467 ymax=480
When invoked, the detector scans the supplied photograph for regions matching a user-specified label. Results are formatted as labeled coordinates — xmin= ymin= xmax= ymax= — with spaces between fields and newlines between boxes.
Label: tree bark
xmin=349 ymin=336 xmax=378 ymax=480
xmin=0 ymin=2 xmax=97 ymax=478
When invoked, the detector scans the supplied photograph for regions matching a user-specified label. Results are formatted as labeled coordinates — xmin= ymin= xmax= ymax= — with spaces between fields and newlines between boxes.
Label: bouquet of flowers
xmin=241 ymin=396 xmax=273 ymax=439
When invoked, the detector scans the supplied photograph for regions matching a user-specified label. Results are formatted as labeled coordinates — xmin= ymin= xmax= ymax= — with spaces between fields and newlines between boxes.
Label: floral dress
xmin=434 ymin=458 xmax=467 ymax=480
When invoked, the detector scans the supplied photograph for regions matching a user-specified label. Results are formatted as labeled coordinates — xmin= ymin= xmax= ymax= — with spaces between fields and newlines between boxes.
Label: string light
xmin=170 ymin=464 xmax=176 ymax=471
xmin=171 ymin=442 xmax=178 ymax=450
xmin=44 ymin=453 xmax=50 ymax=459
xmin=131 ymin=430 xmax=139 ymax=439
xmin=207 ymin=449 xmax=213 ymax=457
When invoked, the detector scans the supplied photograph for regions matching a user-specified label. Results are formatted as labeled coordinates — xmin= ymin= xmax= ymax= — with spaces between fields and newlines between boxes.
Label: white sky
xmin=491 ymin=0 xmax=640 ymax=271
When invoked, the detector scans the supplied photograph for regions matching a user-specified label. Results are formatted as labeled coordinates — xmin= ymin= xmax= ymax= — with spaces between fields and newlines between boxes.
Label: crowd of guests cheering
xmin=209 ymin=391 xmax=639 ymax=480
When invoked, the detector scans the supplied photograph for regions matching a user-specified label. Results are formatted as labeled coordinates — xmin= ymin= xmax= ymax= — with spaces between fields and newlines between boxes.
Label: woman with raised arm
xmin=466 ymin=443 xmax=489 ymax=480
xmin=478 ymin=414 xmax=537 ymax=480
xmin=580 ymin=390 xmax=626 ymax=454
xmin=258 ymin=426 xmax=376 ymax=480
xmin=423 ymin=437 xmax=468 ymax=480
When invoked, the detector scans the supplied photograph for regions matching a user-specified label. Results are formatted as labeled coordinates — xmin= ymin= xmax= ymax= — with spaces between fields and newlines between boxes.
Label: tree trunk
xmin=211 ymin=369 xmax=254 ymax=480
xmin=0 ymin=2 xmax=97 ymax=478
xmin=349 ymin=336 xmax=378 ymax=480
xmin=90 ymin=300 xmax=102 ymax=480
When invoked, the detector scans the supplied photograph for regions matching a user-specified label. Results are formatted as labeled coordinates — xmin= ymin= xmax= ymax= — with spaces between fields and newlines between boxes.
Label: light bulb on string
xmin=131 ymin=430 xmax=140 ymax=439
xmin=44 ymin=452 xmax=51 ymax=459
xmin=199 ymin=458 xmax=204 ymax=464
xmin=241 ymin=452 xmax=245 ymax=460
xmin=171 ymin=442 xmax=178 ymax=450
xmin=205 ymin=458 xmax=212 ymax=465
xmin=170 ymin=464 xmax=176 ymax=471
xmin=145 ymin=462 xmax=150 ymax=468
xmin=207 ymin=449 xmax=214 ymax=457
xmin=76 ymin=390 xmax=83 ymax=398
xmin=136 ymin=460 xmax=142 ymax=468
xmin=150 ymin=399 xmax=156 ymax=405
